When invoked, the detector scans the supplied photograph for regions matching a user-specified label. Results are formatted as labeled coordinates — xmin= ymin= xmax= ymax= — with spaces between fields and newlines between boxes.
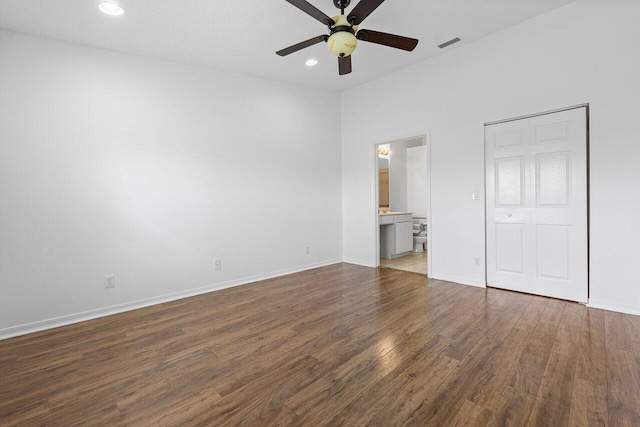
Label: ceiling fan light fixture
xmin=98 ymin=2 xmax=125 ymax=16
xmin=328 ymin=15 xmax=358 ymax=57
xmin=328 ymin=31 xmax=357 ymax=57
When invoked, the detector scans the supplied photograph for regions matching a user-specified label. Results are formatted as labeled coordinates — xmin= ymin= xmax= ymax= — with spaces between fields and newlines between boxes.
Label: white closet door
xmin=485 ymin=107 xmax=588 ymax=303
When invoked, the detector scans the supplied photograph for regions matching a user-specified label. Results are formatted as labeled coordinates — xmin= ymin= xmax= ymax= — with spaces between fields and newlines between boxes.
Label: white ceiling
xmin=0 ymin=0 xmax=576 ymax=92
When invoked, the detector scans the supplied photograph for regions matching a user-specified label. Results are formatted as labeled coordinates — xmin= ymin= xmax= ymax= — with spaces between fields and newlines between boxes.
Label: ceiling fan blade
xmin=356 ymin=30 xmax=419 ymax=51
xmin=285 ymin=0 xmax=335 ymax=26
xmin=347 ymin=0 xmax=385 ymax=25
xmin=276 ymin=35 xmax=327 ymax=56
xmin=338 ymin=55 xmax=352 ymax=75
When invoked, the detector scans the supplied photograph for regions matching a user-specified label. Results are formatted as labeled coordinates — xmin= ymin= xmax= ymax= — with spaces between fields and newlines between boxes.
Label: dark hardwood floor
xmin=1 ymin=263 xmax=640 ymax=426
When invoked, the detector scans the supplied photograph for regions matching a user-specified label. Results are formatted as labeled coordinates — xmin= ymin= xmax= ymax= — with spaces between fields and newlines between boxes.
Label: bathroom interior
xmin=377 ymin=137 xmax=428 ymax=275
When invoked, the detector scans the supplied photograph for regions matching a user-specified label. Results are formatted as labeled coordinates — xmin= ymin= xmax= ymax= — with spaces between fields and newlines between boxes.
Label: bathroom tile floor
xmin=380 ymin=250 xmax=427 ymax=275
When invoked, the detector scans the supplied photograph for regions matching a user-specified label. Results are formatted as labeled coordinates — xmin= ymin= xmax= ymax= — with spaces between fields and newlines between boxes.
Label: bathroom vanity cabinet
xmin=379 ymin=213 xmax=413 ymax=259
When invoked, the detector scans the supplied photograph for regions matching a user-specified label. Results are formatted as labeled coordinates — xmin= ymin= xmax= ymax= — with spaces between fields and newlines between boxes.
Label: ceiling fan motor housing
xmin=328 ymin=15 xmax=358 ymax=57
xmin=333 ymin=0 xmax=351 ymax=10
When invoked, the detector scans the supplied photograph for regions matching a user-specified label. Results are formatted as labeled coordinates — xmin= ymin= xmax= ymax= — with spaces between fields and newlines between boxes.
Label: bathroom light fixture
xmin=98 ymin=2 xmax=125 ymax=16
xmin=305 ymin=58 xmax=318 ymax=67
xmin=377 ymin=148 xmax=390 ymax=156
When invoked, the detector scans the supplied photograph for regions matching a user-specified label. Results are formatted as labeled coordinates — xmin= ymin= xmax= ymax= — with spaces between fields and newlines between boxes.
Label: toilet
xmin=413 ymin=217 xmax=427 ymax=252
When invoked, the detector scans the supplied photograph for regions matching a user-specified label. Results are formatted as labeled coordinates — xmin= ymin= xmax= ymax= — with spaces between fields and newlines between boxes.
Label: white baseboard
xmin=342 ymin=257 xmax=376 ymax=268
xmin=430 ymin=273 xmax=487 ymax=289
xmin=0 ymin=258 xmax=342 ymax=341
xmin=587 ymin=299 xmax=640 ymax=316
xmin=18 ymin=259 xmax=634 ymax=342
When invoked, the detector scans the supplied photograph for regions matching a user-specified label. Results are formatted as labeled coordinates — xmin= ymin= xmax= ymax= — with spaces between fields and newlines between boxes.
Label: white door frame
xmin=373 ymin=131 xmax=432 ymax=277
xmin=484 ymin=104 xmax=590 ymax=301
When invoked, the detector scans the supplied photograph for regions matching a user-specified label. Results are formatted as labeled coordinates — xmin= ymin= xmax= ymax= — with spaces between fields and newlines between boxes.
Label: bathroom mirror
xmin=378 ymin=147 xmax=390 ymax=208
xmin=379 ymin=167 xmax=389 ymax=208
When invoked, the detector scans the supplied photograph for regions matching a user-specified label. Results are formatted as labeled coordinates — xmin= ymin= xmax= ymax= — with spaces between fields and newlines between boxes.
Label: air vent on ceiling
xmin=438 ymin=37 xmax=461 ymax=49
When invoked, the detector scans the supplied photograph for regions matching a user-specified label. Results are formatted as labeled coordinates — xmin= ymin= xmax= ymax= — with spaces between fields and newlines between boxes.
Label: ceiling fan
xmin=277 ymin=0 xmax=419 ymax=76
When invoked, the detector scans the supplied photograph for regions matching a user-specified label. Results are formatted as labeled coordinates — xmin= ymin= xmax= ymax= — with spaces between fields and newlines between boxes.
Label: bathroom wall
xmin=0 ymin=30 xmax=343 ymax=338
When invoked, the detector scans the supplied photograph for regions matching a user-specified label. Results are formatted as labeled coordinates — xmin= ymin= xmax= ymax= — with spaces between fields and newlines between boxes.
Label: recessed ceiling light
xmin=98 ymin=2 xmax=125 ymax=16
xmin=305 ymin=58 xmax=318 ymax=67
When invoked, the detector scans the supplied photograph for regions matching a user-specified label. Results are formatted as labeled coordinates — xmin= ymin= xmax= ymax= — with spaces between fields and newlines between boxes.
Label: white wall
xmin=0 ymin=30 xmax=343 ymax=338
xmin=407 ymin=145 xmax=428 ymax=218
xmin=341 ymin=0 xmax=640 ymax=313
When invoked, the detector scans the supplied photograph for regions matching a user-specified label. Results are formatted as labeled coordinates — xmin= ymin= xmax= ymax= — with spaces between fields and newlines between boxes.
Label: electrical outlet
xmin=104 ymin=274 xmax=115 ymax=288
xmin=474 ymin=257 xmax=481 ymax=266
xmin=305 ymin=246 xmax=311 ymax=255
xmin=214 ymin=259 xmax=222 ymax=270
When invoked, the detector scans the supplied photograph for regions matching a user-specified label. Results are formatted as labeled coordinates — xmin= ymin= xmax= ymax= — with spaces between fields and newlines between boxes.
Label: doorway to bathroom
xmin=375 ymin=134 xmax=431 ymax=276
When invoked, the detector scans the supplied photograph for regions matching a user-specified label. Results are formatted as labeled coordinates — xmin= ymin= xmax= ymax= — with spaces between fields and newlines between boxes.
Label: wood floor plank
xmin=189 ymin=355 xmax=322 ymax=426
xmin=115 ymin=349 xmax=219 ymax=412
xmin=290 ymin=330 xmax=455 ymax=425
xmin=527 ymin=351 xmax=576 ymax=426
xmin=575 ymin=308 xmax=607 ymax=383
xmin=606 ymin=347 xmax=640 ymax=425
xmin=284 ymin=341 xmax=388 ymax=422
xmin=551 ymin=302 xmax=585 ymax=357
xmin=443 ymin=291 xmax=518 ymax=361
xmin=605 ymin=310 xmax=633 ymax=351
xmin=487 ymin=385 xmax=537 ymax=426
xmin=125 ymin=387 xmax=221 ymax=426
xmin=568 ymin=378 xmax=607 ymax=427
xmin=508 ymin=297 xmax=566 ymax=398
xmin=1 ymin=263 xmax=640 ymax=425
xmin=405 ymin=293 xmax=531 ymax=425
xmin=568 ymin=307 xmax=608 ymax=426
xmin=466 ymin=321 xmax=534 ymax=411
xmin=334 ymin=340 xmax=459 ymax=426
xmin=438 ymin=287 xmax=494 ymax=339
xmin=513 ymin=295 xmax=549 ymax=331
xmin=626 ymin=313 xmax=640 ymax=355
xmin=449 ymin=400 xmax=494 ymax=427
